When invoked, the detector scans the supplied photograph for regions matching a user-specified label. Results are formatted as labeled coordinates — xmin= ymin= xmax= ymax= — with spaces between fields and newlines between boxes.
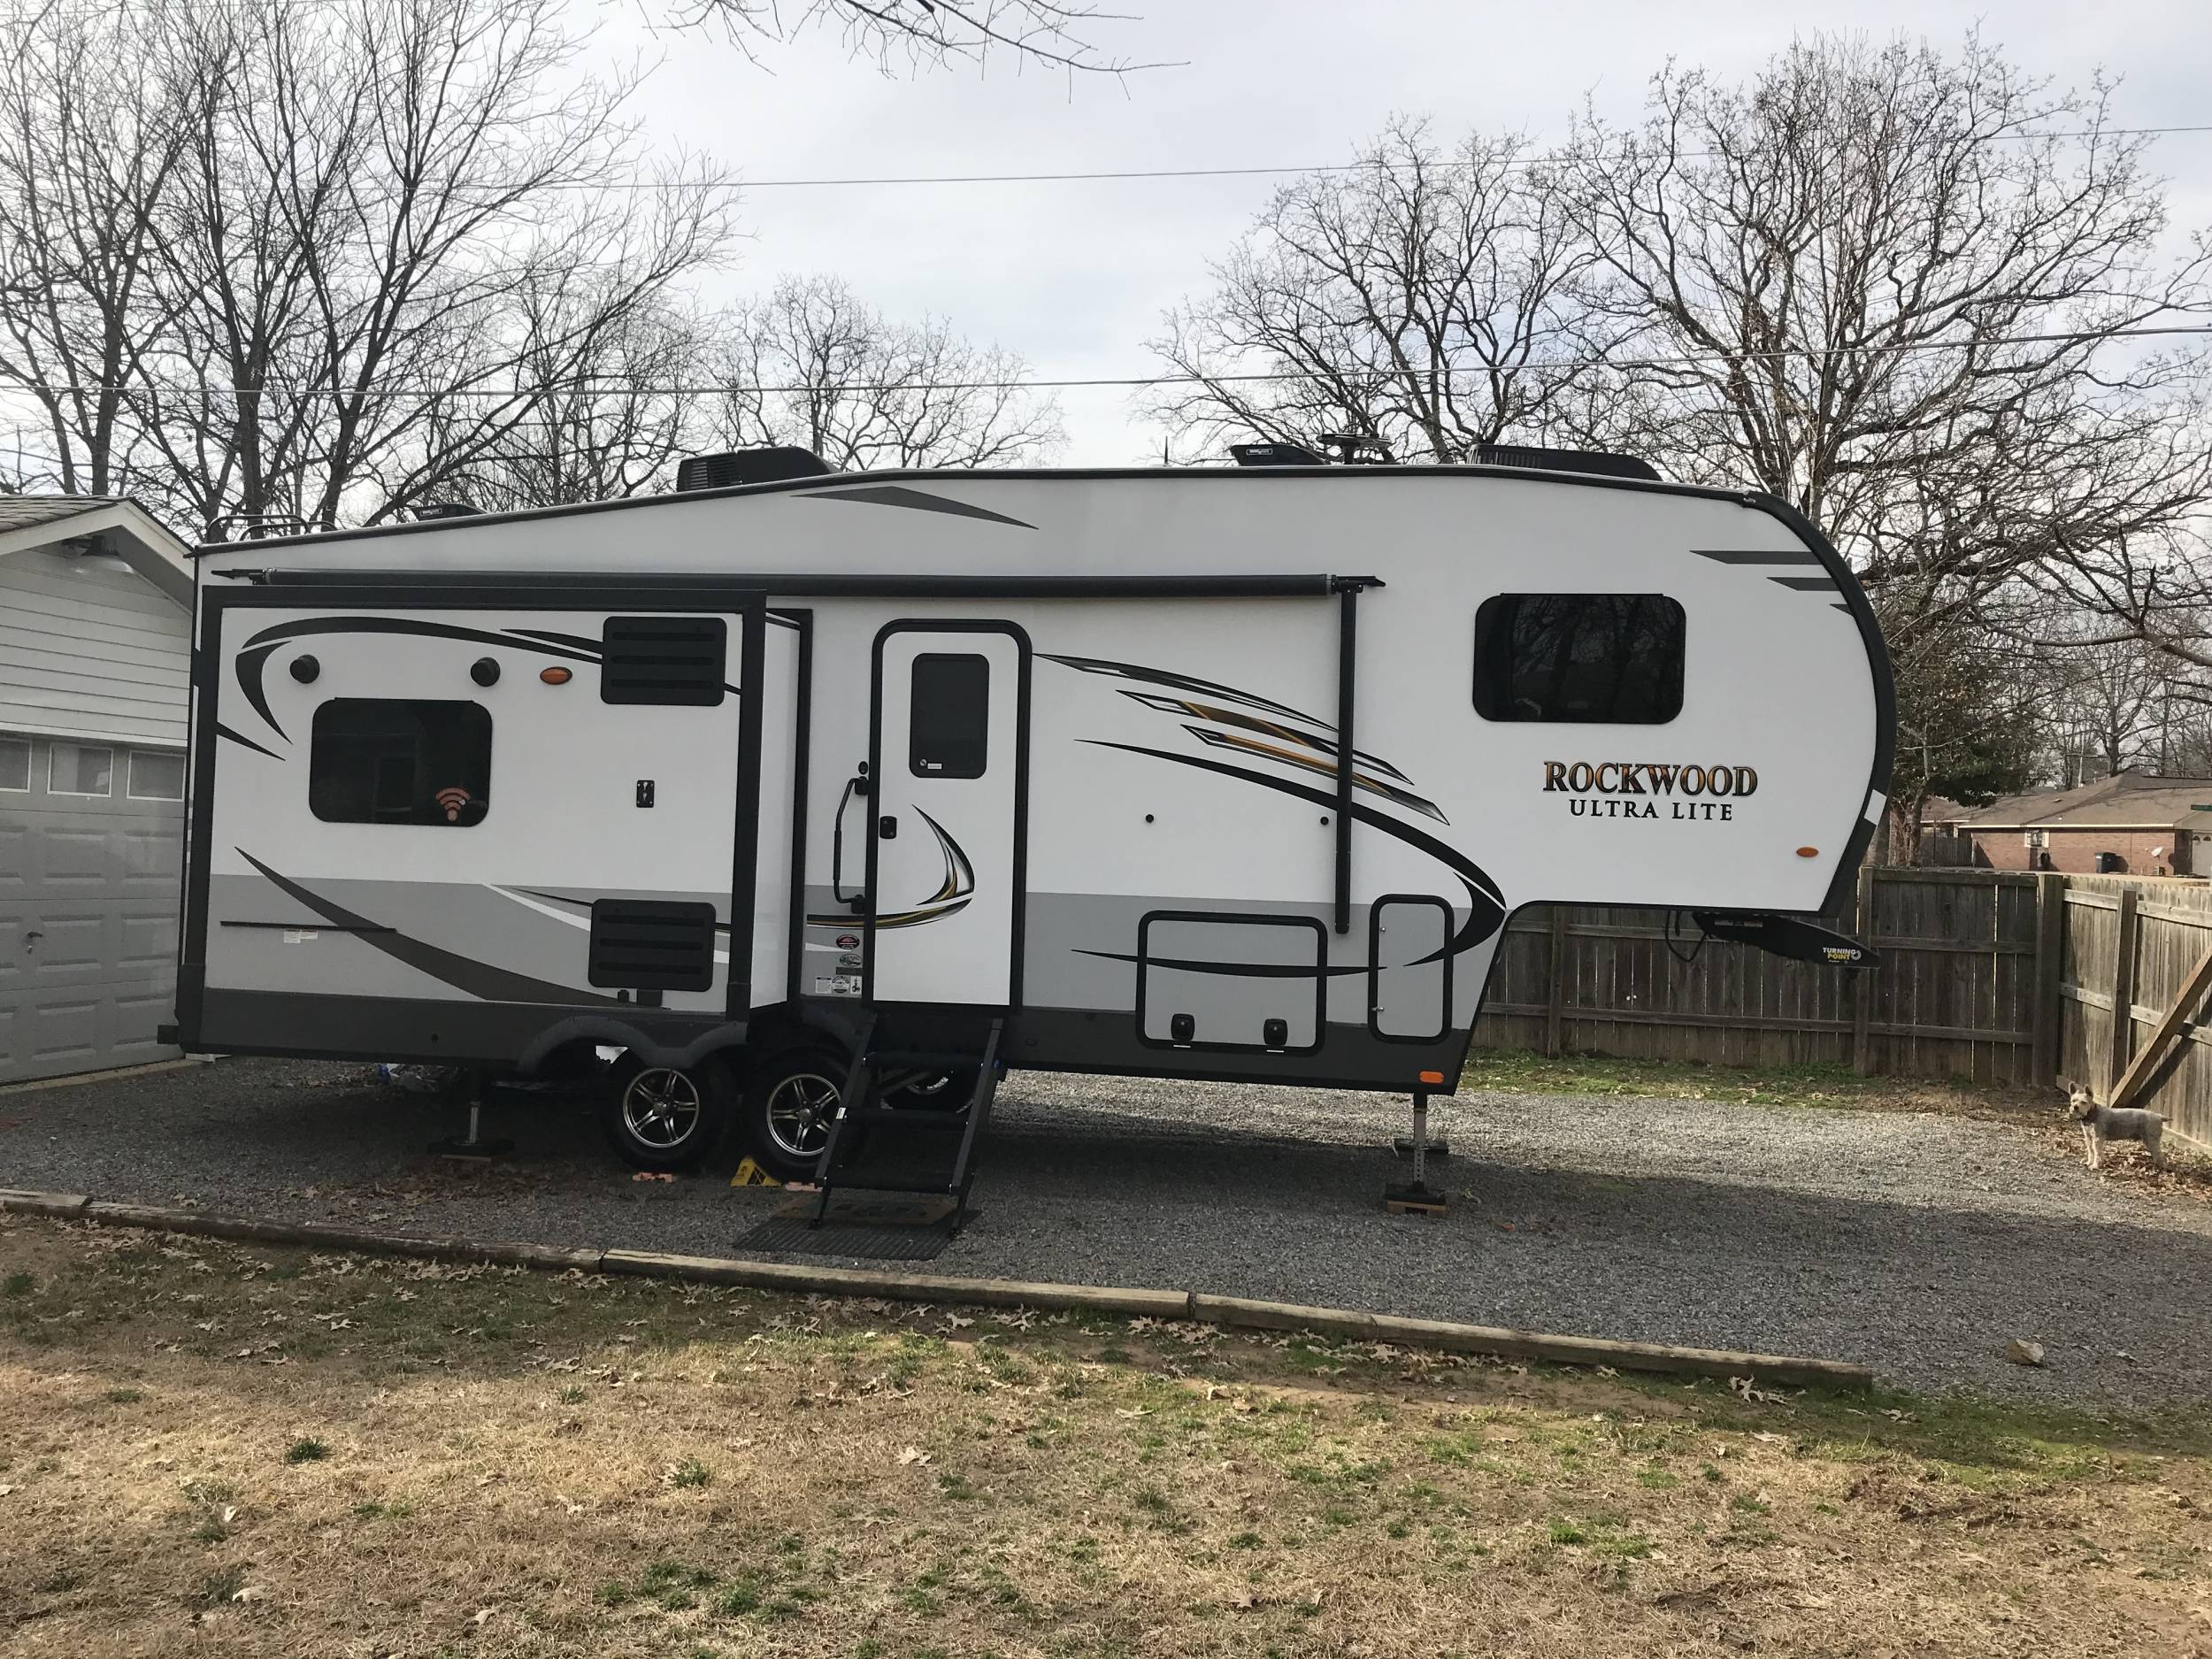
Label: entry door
xmin=867 ymin=625 xmax=1027 ymax=1007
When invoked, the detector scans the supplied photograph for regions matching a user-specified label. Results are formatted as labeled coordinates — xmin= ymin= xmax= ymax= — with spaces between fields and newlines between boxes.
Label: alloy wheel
xmin=621 ymin=1067 xmax=703 ymax=1150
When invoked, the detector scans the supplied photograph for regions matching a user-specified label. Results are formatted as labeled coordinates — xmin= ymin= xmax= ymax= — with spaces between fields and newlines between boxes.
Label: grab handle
xmin=831 ymin=768 xmax=872 ymax=912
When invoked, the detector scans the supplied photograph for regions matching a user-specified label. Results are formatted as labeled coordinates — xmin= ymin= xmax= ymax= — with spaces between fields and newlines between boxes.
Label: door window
xmin=909 ymin=653 xmax=990 ymax=778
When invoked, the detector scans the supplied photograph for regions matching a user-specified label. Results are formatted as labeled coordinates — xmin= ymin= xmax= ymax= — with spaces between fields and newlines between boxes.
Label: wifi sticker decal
xmin=435 ymin=787 xmax=473 ymax=823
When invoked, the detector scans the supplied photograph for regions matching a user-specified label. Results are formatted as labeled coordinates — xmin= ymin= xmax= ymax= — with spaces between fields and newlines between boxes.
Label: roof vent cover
xmin=675 ymin=447 xmax=833 ymax=492
xmin=1477 ymin=443 xmax=1659 ymax=481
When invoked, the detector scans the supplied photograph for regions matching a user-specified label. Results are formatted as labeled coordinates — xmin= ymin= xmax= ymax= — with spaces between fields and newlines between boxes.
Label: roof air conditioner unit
xmin=675 ymin=448 xmax=833 ymax=492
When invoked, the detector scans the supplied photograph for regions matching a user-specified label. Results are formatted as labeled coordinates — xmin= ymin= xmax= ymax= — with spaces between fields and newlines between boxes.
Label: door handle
xmin=878 ymin=815 xmax=898 ymax=840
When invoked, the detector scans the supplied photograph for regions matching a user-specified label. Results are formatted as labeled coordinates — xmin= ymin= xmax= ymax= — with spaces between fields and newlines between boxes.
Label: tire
xmin=741 ymin=1046 xmax=851 ymax=1183
xmin=601 ymin=1055 xmax=733 ymax=1173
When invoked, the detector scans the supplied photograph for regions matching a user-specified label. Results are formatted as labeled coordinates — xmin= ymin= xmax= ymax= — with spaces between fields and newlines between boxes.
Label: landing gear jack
xmin=428 ymin=1071 xmax=514 ymax=1161
xmin=1384 ymin=1090 xmax=1448 ymax=1217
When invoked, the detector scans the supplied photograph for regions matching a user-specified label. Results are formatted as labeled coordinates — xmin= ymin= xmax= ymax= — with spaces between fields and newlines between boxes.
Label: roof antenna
xmin=1317 ymin=431 xmax=1393 ymax=465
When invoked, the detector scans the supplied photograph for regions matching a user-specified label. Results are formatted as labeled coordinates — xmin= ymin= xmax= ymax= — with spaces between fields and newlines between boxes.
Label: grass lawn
xmin=4 ymin=1217 xmax=2210 ymax=1656
xmin=1461 ymin=1048 xmax=2054 ymax=1117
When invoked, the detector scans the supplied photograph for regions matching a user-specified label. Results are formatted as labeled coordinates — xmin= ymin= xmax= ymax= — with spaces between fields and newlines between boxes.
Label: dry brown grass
xmin=4 ymin=1217 xmax=2211 ymax=1658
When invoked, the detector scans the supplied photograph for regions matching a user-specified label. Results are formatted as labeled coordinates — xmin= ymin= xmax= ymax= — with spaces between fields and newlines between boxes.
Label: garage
xmin=0 ymin=497 xmax=195 ymax=1083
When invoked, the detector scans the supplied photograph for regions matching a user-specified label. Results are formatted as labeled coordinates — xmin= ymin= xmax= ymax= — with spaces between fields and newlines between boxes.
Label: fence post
xmin=1544 ymin=906 xmax=1568 ymax=1058
xmin=2107 ymin=886 xmax=2139 ymax=1095
xmin=2030 ymin=872 xmax=2065 ymax=1087
xmin=1852 ymin=864 xmax=1877 ymax=1075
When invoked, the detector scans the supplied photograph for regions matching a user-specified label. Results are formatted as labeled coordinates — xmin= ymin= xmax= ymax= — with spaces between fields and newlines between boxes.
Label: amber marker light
xmin=541 ymin=666 xmax=572 ymax=685
xmin=1418 ymin=1070 xmax=1445 ymax=1086
xmin=1795 ymin=846 xmax=1819 ymax=857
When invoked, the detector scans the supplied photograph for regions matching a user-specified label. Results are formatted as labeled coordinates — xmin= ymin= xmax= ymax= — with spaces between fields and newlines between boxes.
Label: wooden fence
xmin=1474 ymin=865 xmax=2212 ymax=1149
xmin=1471 ymin=867 xmax=2054 ymax=1087
xmin=2055 ymin=874 xmax=2212 ymax=1152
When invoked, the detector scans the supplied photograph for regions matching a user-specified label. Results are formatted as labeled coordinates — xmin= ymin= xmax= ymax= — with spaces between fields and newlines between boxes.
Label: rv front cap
xmin=1543 ymin=761 xmax=1759 ymax=799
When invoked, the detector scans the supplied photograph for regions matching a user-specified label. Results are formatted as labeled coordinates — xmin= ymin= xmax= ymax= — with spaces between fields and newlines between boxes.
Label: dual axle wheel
xmin=598 ymin=1048 xmax=972 ymax=1182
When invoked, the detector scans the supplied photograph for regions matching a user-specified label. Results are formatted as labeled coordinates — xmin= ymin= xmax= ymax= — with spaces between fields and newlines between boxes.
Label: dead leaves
xmin=896 ymin=1446 xmax=932 ymax=1468
xmin=1728 ymin=1376 xmax=1791 ymax=1406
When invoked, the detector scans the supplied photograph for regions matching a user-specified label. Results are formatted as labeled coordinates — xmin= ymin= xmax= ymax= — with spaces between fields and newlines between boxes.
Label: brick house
xmin=1939 ymin=771 xmax=2212 ymax=876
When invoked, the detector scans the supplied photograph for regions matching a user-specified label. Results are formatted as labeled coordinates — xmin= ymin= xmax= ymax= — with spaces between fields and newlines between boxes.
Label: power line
xmin=4 ymin=323 xmax=2208 ymax=402
xmin=497 ymin=125 xmax=2212 ymax=194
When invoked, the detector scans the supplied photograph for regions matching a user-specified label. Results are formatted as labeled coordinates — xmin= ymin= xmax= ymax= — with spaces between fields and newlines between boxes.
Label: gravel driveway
xmin=4 ymin=1056 xmax=2209 ymax=1405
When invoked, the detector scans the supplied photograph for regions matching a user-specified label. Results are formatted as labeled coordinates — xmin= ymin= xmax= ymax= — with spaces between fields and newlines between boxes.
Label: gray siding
xmin=0 ymin=548 xmax=189 ymax=746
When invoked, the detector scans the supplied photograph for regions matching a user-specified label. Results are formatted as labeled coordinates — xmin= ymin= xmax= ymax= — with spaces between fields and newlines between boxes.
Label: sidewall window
xmin=0 ymin=736 xmax=27 ymax=792
xmin=1473 ymin=593 xmax=1686 ymax=725
xmin=309 ymin=699 xmax=493 ymax=826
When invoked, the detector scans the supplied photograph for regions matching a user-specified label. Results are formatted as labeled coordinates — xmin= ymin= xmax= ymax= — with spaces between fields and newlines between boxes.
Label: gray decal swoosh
xmin=809 ymin=484 xmax=1034 ymax=529
xmin=1692 ymin=548 xmax=1823 ymax=565
xmin=235 ymin=849 xmax=622 ymax=1006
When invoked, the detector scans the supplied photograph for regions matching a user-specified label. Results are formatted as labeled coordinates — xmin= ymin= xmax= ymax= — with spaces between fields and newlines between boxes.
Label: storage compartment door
xmin=1138 ymin=912 xmax=1326 ymax=1054
xmin=1369 ymin=895 xmax=1453 ymax=1041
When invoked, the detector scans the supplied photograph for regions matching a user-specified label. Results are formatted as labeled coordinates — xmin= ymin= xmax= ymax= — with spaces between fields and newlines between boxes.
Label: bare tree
xmin=660 ymin=0 xmax=1151 ymax=78
xmin=710 ymin=274 xmax=1063 ymax=468
xmin=0 ymin=4 xmax=211 ymax=495
xmin=432 ymin=293 xmax=711 ymax=511
xmin=0 ymin=0 xmax=739 ymax=536
xmin=1148 ymin=119 xmax=1611 ymax=463
xmin=1561 ymin=35 xmax=2212 ymax=664
xmin=2016 ymin=607 xmax=2212 ymax=782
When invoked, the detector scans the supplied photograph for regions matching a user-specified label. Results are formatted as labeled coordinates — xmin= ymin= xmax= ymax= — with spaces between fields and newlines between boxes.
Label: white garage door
xmin=0 ymin=733 xmax=185 ymax=1082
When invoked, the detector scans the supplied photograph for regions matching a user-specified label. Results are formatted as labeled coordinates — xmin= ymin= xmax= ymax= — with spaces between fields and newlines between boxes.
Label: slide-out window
xmin=309 ymin=699 xmax=491 ymax=826
xmin=910 ymin=653 xmax=990 ymax=778
xmin=1472 ymin=593 xmax=1685 ymax=724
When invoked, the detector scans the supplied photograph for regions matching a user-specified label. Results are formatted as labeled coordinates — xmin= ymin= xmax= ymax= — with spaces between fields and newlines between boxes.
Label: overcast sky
xmin=595 ymin=0 xmax=2212 ymax=464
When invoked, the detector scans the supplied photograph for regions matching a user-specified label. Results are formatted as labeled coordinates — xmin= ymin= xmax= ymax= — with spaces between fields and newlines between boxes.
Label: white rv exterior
xmin=171 ymin=460 xmax=1892 ymax=1174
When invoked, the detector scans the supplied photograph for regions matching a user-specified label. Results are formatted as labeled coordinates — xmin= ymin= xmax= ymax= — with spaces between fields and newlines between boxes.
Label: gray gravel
xmin=4 ymin=1056 xmax=2210 ymax=1406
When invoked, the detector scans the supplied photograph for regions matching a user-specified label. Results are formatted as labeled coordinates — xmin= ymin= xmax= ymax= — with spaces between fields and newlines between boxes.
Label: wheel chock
xmin=730 ymin=1158 xmax=780 ymax=1187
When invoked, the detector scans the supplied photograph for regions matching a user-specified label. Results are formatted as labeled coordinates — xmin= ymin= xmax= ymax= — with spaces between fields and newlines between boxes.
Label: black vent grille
xmin=1476 ymin=443 xmax=1660 ymax=481
xmin=588 ymin=899 xmax=718 ymax=992
xmin=600 ymin=616 xmax=727 ymax=705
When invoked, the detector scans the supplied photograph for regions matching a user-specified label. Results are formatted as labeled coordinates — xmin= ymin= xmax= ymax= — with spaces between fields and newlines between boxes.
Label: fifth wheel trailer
xmin=167 ymin=449 xmax=1893 ymax=1202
